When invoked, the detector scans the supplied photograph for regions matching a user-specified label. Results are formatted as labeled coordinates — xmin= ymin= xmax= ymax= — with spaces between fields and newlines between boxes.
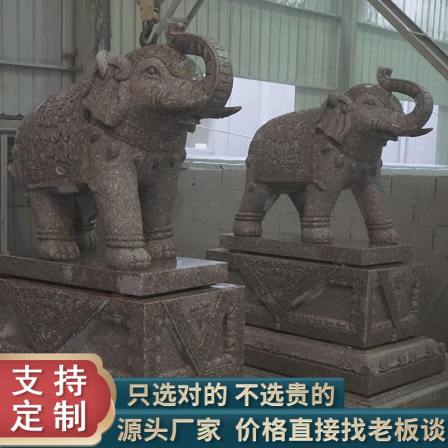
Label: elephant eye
xmin=146 ymin=66 xmax=159 ymax=76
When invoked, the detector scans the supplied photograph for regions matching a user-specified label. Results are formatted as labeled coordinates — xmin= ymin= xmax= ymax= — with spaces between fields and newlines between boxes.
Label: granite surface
xmin=244 ymin=326 xmax=446 ymax=396
xmin=244 ymin=365 xmax=448 ymax=408
xmin=208 ymin=248 xmax=424 ymax=348
xmin=0 ymin=278 xmax=245 ymax=377
xmin=0 ymin=253 xmax=228 ymax=297
xmin=219 ymin=234 xmax=413 ymax=266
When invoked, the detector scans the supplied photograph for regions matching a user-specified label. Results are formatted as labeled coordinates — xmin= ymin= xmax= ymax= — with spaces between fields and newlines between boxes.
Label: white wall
xmin=382 ymin=102 xmax=439 ymax=166
xmin=187 ymin=77 xmax=296 ymax=159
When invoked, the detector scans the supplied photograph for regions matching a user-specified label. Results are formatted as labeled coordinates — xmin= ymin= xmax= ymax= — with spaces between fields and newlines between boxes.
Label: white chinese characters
xmin=9 ymin=363 xmax=88 ymax=434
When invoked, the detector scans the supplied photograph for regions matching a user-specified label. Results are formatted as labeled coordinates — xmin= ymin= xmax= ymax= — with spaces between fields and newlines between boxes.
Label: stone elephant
xmin=12 ymin=26 xmax=240 ymax=270
xmin=233 ymin=66 xmax=433 ymax=245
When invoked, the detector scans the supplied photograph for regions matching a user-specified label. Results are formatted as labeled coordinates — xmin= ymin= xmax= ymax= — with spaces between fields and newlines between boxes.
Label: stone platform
xmin=245 ymin=326 xmax=445 ymax=397
xmin=0 ymin=253 xmax=245 ymax=377
xmin=244 ymin=365 xmax=448 ymax=408
xmin=0 ymin=253 xmax=228 ymax=297
xmin=219 ymin=234 xmax=413 ymax=266
xmin=209 ymin=235 xmax=423 ymax=349
xmin=208 ymin=234 xmax=448 ymax=407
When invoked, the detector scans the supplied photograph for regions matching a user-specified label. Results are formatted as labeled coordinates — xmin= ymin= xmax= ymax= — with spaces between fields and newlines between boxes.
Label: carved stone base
xmin=346 ymin=370 xmax=448 ymax=408
xmin=0 ymin=255 xmax=245 ymax=377
xmin=244 ymin=364 xmax=448 ymax=408
xmin=208 ymin=235 xmax=424 ymax=349
xmin=245 ymin=326 xmax=446 ymax=396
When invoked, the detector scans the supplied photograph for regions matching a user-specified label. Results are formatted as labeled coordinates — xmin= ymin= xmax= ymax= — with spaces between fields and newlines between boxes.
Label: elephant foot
xmin=301 ymin=227 xmax=332 ymax=245
xmin=38 ymin=239 xmax=80 ymax=261
xmin=233 ymin=218 xmax=262 ymax=237
xmin=76 ymin=229 xmax=98 ymax=251
xmin=106 ymin=247 xmax=152 ymax=271
xmin=146 ymin=238 xmax=176 ymax=260
xmin=368 ymin=227 xmax=399 ymax=246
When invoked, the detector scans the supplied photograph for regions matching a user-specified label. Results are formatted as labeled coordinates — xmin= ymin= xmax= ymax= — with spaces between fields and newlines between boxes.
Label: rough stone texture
xmin=0 ymin=276 xmax=245 ymax=377
xmin=245 ymin=326 xmax=445 ymax=396
xmin=11 ymin=25 xmax=240 ymax=271
xmin=208 ymin=247 xmax=424 ymax=348
xmin=219 ymin=234 xmax=413 ymax=266
xmin=233 ymin=67 xmax=433 ymax=246
xmin=244 ymin=365 xmax=448 ymax=408
xmin=0 ymin=253 xmax=228 ymax=297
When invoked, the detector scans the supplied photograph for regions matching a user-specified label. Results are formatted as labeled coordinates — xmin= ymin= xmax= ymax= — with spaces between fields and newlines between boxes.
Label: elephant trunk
xmin=377 ymin=66 xmax=433 ymax=137
xmin=166 ymin=26 xmax=240 ymax=119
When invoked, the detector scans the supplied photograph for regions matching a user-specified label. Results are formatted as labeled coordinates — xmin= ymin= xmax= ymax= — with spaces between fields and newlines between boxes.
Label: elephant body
xmin=15 ymin=79 xmax=188 ymax=189
xmin=13 ymin=26 xmax=240 ymax=271
xmin=16 ymin=80 xmax=94 ymax=188
xmin=252 ymin=109 xmax=381 ymax=188
xmin=233 ymin=67 xmax=433 ymax=245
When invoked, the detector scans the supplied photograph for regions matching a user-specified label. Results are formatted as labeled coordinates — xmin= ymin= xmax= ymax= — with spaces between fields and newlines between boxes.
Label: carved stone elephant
xmin=233 ymin=67 xmax=433 ymax=245
xmin=13 ymin=26 xmax=240 ymax=270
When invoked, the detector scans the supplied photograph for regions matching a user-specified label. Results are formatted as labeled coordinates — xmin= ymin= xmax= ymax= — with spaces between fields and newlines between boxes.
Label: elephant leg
xmin=94 ymin=164 xmax=151 ymax=271
xmin=301 ymin=184 xmax=340 ymax=244
xmin=352 ymin=178 xmax=398 ymax=245
xmin=233 ymin=184 xmax=278 ymax=237
xmin=140 ymin=180 xmax=177 ymax=260
xmin=29 ymin=190 xmax=80 ymax=261
xmin=233 ymin=155 xmax=278 ymax=237
xmin=287 ymin=191 xmax=306 ymax=232
xmin=74 ymin=193 xmax=98 ymax=251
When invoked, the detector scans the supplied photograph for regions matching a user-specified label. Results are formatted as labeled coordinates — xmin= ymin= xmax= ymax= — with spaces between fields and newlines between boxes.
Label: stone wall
xmin=7 ymin=163 xmax=448 ymax=344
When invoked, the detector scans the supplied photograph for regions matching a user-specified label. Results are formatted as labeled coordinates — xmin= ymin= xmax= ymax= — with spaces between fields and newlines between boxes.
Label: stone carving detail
xmin=1 ymin=279 xmax=109 ymax=353
xmin=233 ymin=253 xmax=341 ymax=322
xmin=287 ymin=312 xmax=353 ymax=331
xmin=224 ymin=301 xmax=238 ymax=354
xmin=372 ymin=266 xmax=422 ymax=335
xmin=338 ymin=342 xmax=446 ymax=376
xmin=233 ymin=66 xmax=433 ymax=246
xmin=11 ymin=25 xmax=240 ymax=271
xmin=0 ymin=276 xmax=244 ymax=377
xmin=218 ymin=247 xmax=425 ymax=348
xmin=163 ymin=294 xmax=224 ymax=375
xmin=410 ymin=278 xmax=421 ymax=315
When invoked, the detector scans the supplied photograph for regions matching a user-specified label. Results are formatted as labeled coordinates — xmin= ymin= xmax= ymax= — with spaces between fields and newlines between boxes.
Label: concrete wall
xmin=6 ymin=164 xmax=448 ymax=344
xmin=0 ymin=0 xmax=76 ymax=117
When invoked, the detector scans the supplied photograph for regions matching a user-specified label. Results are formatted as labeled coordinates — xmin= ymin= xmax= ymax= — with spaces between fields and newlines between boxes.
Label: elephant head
xmin=316 ymin=66 xmax=433 ymax=156
xmin=83 ymin=25 xmax=241 ymax=131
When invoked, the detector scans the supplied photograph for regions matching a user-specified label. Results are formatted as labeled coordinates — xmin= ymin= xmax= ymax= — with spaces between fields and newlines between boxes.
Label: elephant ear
xmin=83 ymin=51 xmax=132 ymax=128
xmin=316 ymin=93 xmax=353 ymax=145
